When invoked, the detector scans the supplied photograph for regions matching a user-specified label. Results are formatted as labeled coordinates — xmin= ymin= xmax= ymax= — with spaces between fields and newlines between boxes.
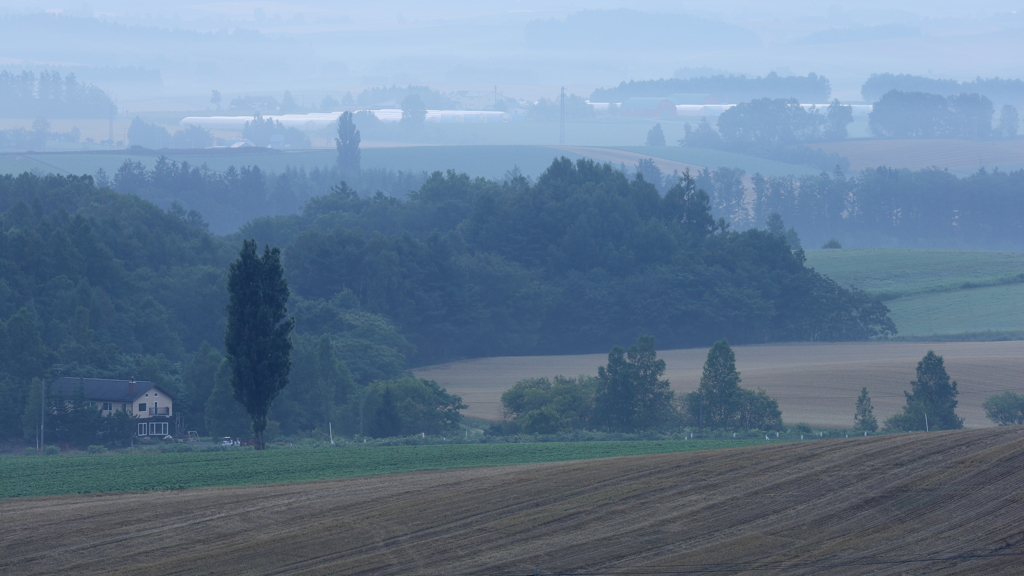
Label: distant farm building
xmin=620 ymin=98 xmax=678 ymax=118
xmin=669 ymin=94 xmax=720 ymax=105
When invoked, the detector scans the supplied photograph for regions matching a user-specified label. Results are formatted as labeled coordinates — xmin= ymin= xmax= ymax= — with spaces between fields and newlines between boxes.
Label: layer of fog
xmin=1 ymin=0 xmax=1022 ymax=107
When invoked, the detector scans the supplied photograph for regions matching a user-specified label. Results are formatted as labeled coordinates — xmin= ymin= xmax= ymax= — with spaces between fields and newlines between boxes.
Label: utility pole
xmin=559 ymin=87 xmax=566 ymax=145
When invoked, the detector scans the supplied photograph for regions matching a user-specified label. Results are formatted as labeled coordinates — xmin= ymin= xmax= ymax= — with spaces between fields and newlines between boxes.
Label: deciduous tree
xmin=335 ymin=111 xmax=361 ymax=173
xmin=593 ymin=335 xmax=674 ymax=432
xmin=983 ymin=391 xmax=1024 ymax=426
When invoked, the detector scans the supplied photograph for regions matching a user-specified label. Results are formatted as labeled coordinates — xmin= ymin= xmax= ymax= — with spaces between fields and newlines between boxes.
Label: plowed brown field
xmin=4 ymin=427 xmax=1024 ymax=575
xmin=414 ymin=341 xmax=1024 ymax=428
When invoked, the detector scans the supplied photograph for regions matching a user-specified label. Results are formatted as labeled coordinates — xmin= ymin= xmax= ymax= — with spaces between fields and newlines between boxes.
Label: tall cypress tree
xmin=224 ymin=240 xmax=294 ymax=450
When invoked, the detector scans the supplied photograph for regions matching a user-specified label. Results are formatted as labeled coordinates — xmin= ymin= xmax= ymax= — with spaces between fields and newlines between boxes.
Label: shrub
xmin=983 ymin=391 xmax=1024 ymax=426
xmin=822 ymin=239 xmax=842 ymax=249
xmin=87 ymin=445 xmax=106 ymax=454
xmin=44 ymin=445 xmax=60 ymax=455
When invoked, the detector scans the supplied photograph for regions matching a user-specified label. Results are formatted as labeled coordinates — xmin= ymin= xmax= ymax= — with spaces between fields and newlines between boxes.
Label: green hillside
xmin=805 ymin=249 xmax=1024 ymax=339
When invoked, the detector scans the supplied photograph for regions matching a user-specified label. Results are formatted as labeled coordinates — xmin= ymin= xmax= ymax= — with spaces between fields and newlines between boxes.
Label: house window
xmin=145 ymin=393 xmax=149 ymax=397
xmin=154 ymin=392 xmax=158 ymax=397
xmin=138 ymin=403 xmax=146 ymax=412
xmin=101 ymin=402 xmax=113 ymax=411
xmin=138 ymin=423 xmax=148 ymax=436
xmin=148 ymin=422 xmax=168 ymax=436
xmin=121 ymin=403 xmax=127 ymax=411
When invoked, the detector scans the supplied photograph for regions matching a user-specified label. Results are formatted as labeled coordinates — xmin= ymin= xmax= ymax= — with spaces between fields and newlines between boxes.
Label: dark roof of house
xmin=49 ymin=377 xmax=176 ymax=402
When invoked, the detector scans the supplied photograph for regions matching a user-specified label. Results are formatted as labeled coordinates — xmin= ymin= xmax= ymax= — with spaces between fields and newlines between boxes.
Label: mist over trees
xmin=591 ymin=72 xmax=832 ymax=104
xmin=679 ymin=98 xmax=852 ymax=171
xmin=110 ymin=157 xmax=427 ymax=234
xmin=862 ymin=73 xmax=1024 ymax=108
xmin=0 ymin=69 xmax=115 ymax=118
xmin=869 ymin=90 xmax=1002 ymax=140
xmin=693 ymin=166 xmax=1024 ymax=250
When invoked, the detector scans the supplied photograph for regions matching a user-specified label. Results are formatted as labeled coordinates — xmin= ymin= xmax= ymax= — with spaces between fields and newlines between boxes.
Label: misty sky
xmin=1 ymin=0 xmax=1022 ymax=105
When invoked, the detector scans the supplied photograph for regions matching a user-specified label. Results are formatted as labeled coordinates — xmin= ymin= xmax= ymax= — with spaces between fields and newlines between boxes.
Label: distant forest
xmin=862 ymin=73 xmax=1024 ymax=107
xmin=0 ymin=161 xmax=894 ymax=442
xmin=590 ymin=73 xmax=832 ymax=104
xmin=631 ymin=163 xmax=1024 ymax=251
xmin=110 ymin=154 xmax=1024 ymax=251
xmin=0 ymin=70 xmax=115 ymax=118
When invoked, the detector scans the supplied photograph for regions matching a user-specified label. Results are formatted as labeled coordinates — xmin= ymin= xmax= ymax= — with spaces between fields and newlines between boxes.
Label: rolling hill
xmin=414 ymin=340 xmax=1024 ymax=427
xmin=805 ymin=248 xmax=1024 ymax=339
xmin=4 ymin=427 xmax=1023 ymax=575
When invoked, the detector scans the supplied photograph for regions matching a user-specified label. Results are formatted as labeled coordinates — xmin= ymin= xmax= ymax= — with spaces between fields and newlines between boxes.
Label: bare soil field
xmin=413 ymin=341 xmax=1024 ymax=428
xmin=4 ymin=427 xmax=1024 ymax=575
xmin=813 ymin=139 xmax=1024 ymax=172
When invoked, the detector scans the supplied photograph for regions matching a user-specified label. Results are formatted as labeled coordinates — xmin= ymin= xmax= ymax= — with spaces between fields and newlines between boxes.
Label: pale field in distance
xmin=413 ymin=341 xmax=1024 ymax=429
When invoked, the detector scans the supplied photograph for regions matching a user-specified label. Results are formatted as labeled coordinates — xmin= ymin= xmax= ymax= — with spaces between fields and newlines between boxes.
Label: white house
xmin=51 ymin=377 xmax=177 ymax=437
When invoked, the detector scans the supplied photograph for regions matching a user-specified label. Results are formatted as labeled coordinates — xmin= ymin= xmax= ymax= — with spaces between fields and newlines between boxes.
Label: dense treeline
xmin=246 ymin=157 xmax=894 ymax=366
xmin=862 ymin=73 xmax=1024 ymax=107
xmin=0 ymin=172 xmax=423 ymax=445
xmin=869 ymin=90 xmax=1019 ymax=140
xmin=0 ymin=70 xmax=115 ymax=118
xmin=679 ymin=97 xmax=853 ymax=170
xmin=632 ymin=161 xmax=1024 ymax=250
xmin=109 ymin=156 xmax=427 ymax=234
xmin=590 ymin=73 xmax=832 ymax=104
xmin=0 ymin=160 xmax=895 ymax=446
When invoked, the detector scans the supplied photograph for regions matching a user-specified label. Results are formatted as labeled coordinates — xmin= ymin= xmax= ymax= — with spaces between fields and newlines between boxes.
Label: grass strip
xmin=0 ymin=439 xmax=765 ymax=499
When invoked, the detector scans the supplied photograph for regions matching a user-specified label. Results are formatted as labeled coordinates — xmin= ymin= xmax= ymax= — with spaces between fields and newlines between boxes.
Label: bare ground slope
xmin=415 ymin=341 xmax=1024 ymax=428
xmin=4 ymin=427 xmax=1024 ymax=575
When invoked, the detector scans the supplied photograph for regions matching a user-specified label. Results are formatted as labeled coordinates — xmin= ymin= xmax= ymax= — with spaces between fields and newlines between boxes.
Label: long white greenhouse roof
xmin=180 ymin=109 xmax=508 ymax=130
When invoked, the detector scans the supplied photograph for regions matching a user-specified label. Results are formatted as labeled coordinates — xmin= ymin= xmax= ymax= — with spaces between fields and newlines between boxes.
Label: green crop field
xmin=0 ymin=439 xmax=765 ymax=498
xmin=805 ymin=249 xmax=1024 ymax=338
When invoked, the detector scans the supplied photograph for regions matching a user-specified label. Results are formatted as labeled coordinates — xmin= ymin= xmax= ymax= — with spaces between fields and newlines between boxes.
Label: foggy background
xmin=1 ymin=0 xmax=1022 ymax=107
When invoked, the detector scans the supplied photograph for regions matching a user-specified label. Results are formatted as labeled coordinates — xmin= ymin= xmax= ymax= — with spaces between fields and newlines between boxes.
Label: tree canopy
xmin=884 ymin=351 xmax=963 ymax=432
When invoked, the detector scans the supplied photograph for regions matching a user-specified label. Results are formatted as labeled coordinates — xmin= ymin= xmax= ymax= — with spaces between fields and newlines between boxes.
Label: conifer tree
xmin=854 ymin=387 xmax=878 ymax=432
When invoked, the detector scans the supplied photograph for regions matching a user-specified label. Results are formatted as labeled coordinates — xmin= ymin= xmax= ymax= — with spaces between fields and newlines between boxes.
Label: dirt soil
xmin=4 ymin=427 xmax=1024 ymax=575
xmin=414 ymin=341 xmax=1024 ymax=428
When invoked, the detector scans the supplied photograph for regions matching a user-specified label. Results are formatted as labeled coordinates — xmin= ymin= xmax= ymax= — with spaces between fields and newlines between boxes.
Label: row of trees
xmin=678 ymin=98 xmax=853 ymax=170
xmin=630 ymin=161 xmax=1024 ymax=250
xmin=0 ymin=118 xmax=81 ymax=150
xmin=862 ymin=73 xmax=1024 ymax=108
xmin=498 ymin=337 xmax=781 ymax=434
xmin=869 ymin=90 xmax=1018 ymax=140
xmin=109 ymin=156 xmax=427 ymax=233
xmin=853 ymin=351 xmax=963 ymax=433
xmin=127 ymin=117 xmax=215 ymax=149
xmin=0 ymin=70 xmax=115 ymax=118
xmin=271 ymin=159 xmax=895 ymax=363
xmin=591 ymin=72 xmax=832 ymax=104
xmin=0 ymin=172 xmax=430 ymax=447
